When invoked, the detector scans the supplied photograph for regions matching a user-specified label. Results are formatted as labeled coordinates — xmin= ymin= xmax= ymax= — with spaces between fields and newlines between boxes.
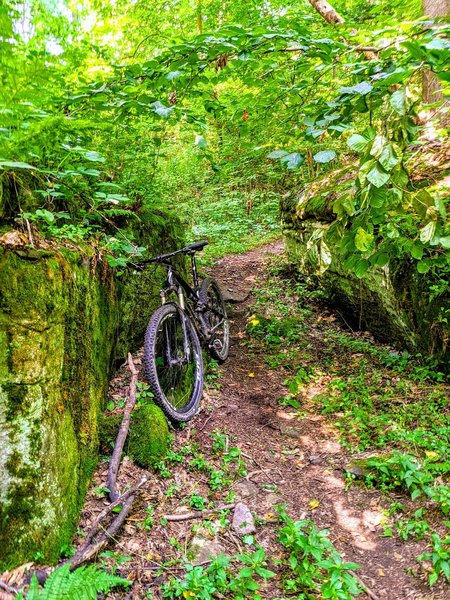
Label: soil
xmin=5 ymin=240 xmax=446 ymax=600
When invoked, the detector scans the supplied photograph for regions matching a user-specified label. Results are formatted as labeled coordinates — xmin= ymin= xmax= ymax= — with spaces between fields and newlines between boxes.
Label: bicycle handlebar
xmin=131 ymin=240 xmax=208 ymax=268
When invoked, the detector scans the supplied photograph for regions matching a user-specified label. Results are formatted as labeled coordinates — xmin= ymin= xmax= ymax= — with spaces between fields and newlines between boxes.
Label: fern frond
xmin=101 ymin=208 xmax=139 ymax=219
xmin=64 ymin=565 xmax=130 ymax=599
xmin=40 ymin=563 xmax=71 ymax=600
xmin=20 ymin=563 xmax=130 ymax=600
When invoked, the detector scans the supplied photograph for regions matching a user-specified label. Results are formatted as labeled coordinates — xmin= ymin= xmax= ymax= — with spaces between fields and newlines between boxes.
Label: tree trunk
xmin=422 ymin=0 xmax=449 ymax=123
xmin=307 ymin=0 xmax=345 ymax=24
xmin=197 ymin=0 xmax=202 ymax=34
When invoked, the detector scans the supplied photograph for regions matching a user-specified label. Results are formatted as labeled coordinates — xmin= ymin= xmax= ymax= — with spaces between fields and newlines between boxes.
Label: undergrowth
xmin=161 ymin=509 xmax=362 ymax=600
xmin=245 ymin=254 xmax=450 ymax=587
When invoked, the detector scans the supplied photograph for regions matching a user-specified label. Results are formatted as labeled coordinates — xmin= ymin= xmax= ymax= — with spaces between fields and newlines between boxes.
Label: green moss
xmin=283 ymin=167 xmax=450 ymax=366
xmin=128 ymin=403 xmax=169 ymax=468
xmin=0 ymin=205 xmax=183 ymax=570
xmin=99 ymin=403 xmax=169 ymax=469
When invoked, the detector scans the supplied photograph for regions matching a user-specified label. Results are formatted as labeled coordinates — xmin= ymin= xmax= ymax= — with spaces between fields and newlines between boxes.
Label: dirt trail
xmin=77 ymin=240 xmax=447 ymax=599
xmin=203 ymin=241 xmax=433 ymax=600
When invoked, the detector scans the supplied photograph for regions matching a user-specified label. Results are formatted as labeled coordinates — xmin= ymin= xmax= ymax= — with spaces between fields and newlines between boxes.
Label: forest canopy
xmin=0 ymin=0 xmax=449 ymax=271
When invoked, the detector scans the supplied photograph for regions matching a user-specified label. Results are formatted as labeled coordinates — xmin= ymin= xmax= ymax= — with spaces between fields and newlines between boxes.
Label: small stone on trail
xmin=223 ymin=289 xmax=250 ymax=303
xmin=232 ymin=502 xmax=256 ymax=536
xmin=234 ymin=479 xmax=259 ymax=497
xmin=280 ymin=425 xmax=301 ymax=439
xmin=189 ymin=536 xmax=225 ymax=565
xmin=345 ymin=464 xmax=365 ymax=477
xmin=308 ymin=454 xmax=323 ymax=464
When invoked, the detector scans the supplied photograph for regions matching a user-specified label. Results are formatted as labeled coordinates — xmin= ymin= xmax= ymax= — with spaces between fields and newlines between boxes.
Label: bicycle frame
xmin=159 ymin=258 xmax=211 ymax=344
xmin=132 ymin=241 xmax=226 ymax=349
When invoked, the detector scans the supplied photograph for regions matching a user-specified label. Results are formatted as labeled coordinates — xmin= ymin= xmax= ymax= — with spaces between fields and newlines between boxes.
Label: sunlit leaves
xmin=354 ymin=227 xmax=374 ymax=253
xmin=339 ymin=82 xmax=373 ymax=96
xmin=313 ymin=150 xmax=336 ymax=164
xmin=268 ymin=151 xmax=304 ymax=169
xmin=378 ymin=144 xmax=400 ymax=172
xmin=367 ymin=164 xmax=390 ymax=188
xmin=390 ymin=89 xmax=407 ymax=115
xmin=347 ymin=134 xmax=369 ymax=153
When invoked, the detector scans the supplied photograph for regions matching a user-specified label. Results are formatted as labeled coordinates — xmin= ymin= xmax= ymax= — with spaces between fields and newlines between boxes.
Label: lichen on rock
xmin=0 ymin=214 xmax=182 ymax=570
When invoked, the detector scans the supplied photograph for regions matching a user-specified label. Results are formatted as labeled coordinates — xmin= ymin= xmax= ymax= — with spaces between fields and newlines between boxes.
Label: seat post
xmin=190 ymin=253 xmax=199 ymax=289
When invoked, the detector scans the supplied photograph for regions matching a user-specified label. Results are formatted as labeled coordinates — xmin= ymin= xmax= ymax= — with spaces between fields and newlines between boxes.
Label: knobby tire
xmin=199 ymin=277 xmax=230 ymax=362
xmin=143 ymin=303 xmax=204 ymax=422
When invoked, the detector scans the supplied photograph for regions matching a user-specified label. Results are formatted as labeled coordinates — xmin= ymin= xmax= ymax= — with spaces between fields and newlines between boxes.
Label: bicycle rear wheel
xmin=144 ymin=303 xmax=204 ymax=422
xmin=199 ymin=278 xmax=230 ymax=362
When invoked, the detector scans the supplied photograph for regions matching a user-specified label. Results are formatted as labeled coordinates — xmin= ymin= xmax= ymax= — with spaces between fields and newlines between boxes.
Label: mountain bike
xmin=133 ymin=241 xmax=229 ymax=422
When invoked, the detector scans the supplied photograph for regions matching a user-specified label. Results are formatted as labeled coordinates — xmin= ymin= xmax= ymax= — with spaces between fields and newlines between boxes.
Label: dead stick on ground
xmin=74 ymin=477 xmax=147 ymax=554
xmin=163 ymin=503 xmax=236 ymax=522
xmin=242 ymin=452 xmax=278 ymax=486
xmin=349 ymin=573 xmax=379 ymax=600
xmin=107 ymin=353 xmax=139 ymax=502
xmin=68 ymin=494 xmax=136 ymax=569
xmin=0 ymin=580 xmax=18 ymax=597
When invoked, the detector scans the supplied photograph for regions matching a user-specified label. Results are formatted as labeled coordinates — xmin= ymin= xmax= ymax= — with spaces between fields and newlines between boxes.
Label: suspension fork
xmin=160 ymin=267 xmax=191 ymax=365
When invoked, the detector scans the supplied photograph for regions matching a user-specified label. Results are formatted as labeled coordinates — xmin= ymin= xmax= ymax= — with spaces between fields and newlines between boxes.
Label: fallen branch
xmin=349 ymin=572 xmax=380 ymax=600
xmin=107 ymin=353 xmax=139 ymax=502
xmin=71 ymin=477 xmax=147 ymax=557
xmin=68 ymin=494 xmax=136 ymax=568
xmin=163 ymin=503 xmax=236 ymax=522
xmin=0 ymin=580 xmax=18 ymax=598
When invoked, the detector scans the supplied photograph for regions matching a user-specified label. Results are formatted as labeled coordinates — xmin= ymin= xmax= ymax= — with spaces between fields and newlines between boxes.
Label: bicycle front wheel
xmin=144 ymin=303 xmax=204 ymax=422
xmin=200 ymin=278 xmax=230 ymax=362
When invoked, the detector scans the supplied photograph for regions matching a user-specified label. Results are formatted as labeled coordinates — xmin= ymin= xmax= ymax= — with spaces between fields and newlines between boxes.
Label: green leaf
xmin=83 ymin=151 xmax=105 ymax=163
xmin=390 ymin=90 xmax=406 ymax=115
xmin=354 ymin=258 xmax=370 ymax=278
xmin=358 ymin=159 xmax=376 ymax=184
xmin=0 ymin=160 xmax=35 ymax=170
xmin=372 ymin=253 xmax=389 ymax=267
xmin=238 ymin=566 xmax=254 ymax=578
xmin=195 ymin=135 xmax=207 ymax=149
xmin=420 ymin=221 xmax=436 ymax=243
xmin=313 ymin=150 xmax=336 ymax=164
xmin=411 ymin=244 xmax=423 ymax=259
xmin=255 ymin=567 xmax=276 ymax=579
xmin=152 ymin=101 xmax=174 ymax=118
xmin=417 ymin=261 xmax=430 ymax=274
xmin=35 ymin=209 xmax=55 ymax=224
xmin=354 ymin=227 xmax=374 ymax=252
xmin=333 ymin=196 xmax=355 ymax=218
xmin=379 ymin=144 xmax=399 ymax=172
xmin=319 ymin=240 xmax=332 ymax=273
xmin=166 ymin=70 xmax=182 ymax=80
xmin=347 ymin=134 xmax=369 ymax=153
xmin=367 ymin=164 xmax=390 ymax=188
xmin=429 ymin=570 xmax=439 ymax=586
xmin=369 ymin=186 xmax=387 ymax=208
xmin=370 ymin=135 xmax=385 ymax=159
xmin=268 ymin=150 xmax=289 ymax=159
xmin=339 ymin=82 xmax=373 ymax=95
xmin=375 ymin=67 xmax=410 ymax=87
xmin=434 ymin=195 xmax=446 ymax=219
xmin=280 ymin=152 xmax=304 ymax=169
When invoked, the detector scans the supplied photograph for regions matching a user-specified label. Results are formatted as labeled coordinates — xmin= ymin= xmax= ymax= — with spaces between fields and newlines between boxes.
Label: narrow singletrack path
xmin=77 ymin=241 xmax=448 ymax=599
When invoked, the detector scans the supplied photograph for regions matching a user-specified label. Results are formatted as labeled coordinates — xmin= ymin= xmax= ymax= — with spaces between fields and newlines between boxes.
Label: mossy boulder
xmin=0 ymin=214 xmax=181 ymax=570
xmin=99 ymin=403 xmax=169 ymax=468
xmin=282 ymin=162 xmax=450 ymax=365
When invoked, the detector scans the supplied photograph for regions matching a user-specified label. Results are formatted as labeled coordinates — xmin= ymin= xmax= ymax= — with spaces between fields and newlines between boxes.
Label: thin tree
xmin=307 ymin=0 xmax=345 ymax=24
